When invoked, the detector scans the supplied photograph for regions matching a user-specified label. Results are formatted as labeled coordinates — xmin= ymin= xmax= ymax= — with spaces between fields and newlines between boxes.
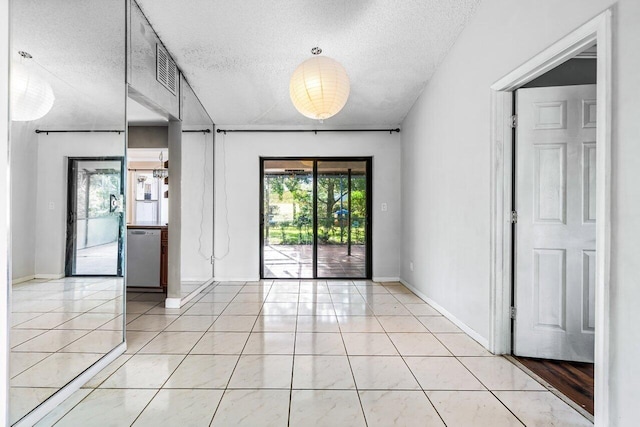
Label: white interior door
xmin=514 ymin=84 xmax=596 ymax=362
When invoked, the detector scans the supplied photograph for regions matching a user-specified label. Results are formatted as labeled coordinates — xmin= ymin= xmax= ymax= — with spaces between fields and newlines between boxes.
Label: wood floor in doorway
xmin=515 ymin=356 xmax=594 ymax=415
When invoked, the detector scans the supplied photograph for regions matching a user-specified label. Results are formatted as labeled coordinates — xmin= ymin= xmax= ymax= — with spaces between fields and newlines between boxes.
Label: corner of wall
xmin=400 ymin=277 xmax=489 ymax=349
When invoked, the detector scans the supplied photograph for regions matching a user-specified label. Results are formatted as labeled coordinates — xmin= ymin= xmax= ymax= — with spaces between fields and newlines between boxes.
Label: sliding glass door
xmin=262 ymin=160 xmax=313 ymax=278
xmin=317 ymin=160 xmax=368 ymax=277
xmin=65 ymin=157 xmax=125 ymax=276
xmin=261 ymin=158 xmax=371 ymax=279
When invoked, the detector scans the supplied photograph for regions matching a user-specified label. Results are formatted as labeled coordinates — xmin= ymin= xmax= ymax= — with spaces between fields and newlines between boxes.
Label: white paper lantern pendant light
xmin=11 ymin=51 xmax=55 ymax=122
xmin=290 ymin=47 xmax=350 ymax=122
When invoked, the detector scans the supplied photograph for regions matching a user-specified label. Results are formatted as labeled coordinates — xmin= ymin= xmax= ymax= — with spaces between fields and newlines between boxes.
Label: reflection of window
xmin=90 ymin=173 xmax=119 ymax=216
xmin=135 ymin=172 xmax=159 ymax=201
xmin=76 ymin=169 xmax=120 ymax=219
xmin=76 ymin=170 xmax=88 ymax=220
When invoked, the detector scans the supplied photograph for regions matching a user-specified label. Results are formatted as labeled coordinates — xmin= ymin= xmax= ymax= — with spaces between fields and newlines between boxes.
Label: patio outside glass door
xmin=262 ymin=160 xmax=314 ymax=278
xmin=261 ymin=158 xmax=371 ymax=279
xmin=316 ymin=160 xmax=368 ymax=277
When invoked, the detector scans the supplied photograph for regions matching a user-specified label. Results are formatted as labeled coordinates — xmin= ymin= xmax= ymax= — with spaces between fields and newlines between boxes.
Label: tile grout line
xmin=35 ymin=278 xmax=585 ymax=426
xmin=55 ymin=284 xmax=214 ymax=424
xmin=424 ymin=304 xmax=530 ymax=426
xmin=286 ymin=280 xmax=300 ymax=427
xmin=91 ymin=286 xmax=213 ymax=425
xmin=12 ymin=288 xmax=125 ymax=351
xmin=329 ymin=280 xmax=369 ymax=427
xmin=14 ymin=309 xmax=117 ymax=383
xmin=201 ymin=280 xmax=242 ymax=427
xmin=50 ymin=386 xmax=95 ymax=426
xmin=41 ymin=280 xmax=136 ymax=425
xmin=365 ymin=284 xmax=448 ymax=426
xmin=209 ymin=280 xmax=270 ymax=426
xmin=391 ymin=365 xmax=448 ymax=425
xmin=362 ymin=280 xmax=527 ymax=425
xmin=127 ymin=282 xmax=221 ymax=427
xmin=387 ymin=284 xmax=513 ymax=425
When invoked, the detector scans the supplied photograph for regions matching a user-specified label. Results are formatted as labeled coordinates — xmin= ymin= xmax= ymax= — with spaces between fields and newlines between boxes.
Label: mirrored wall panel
xmin=9 ymin=0 xmax=126 ymax=424
xmin=178 ymin=75 xmax=215 ymax=297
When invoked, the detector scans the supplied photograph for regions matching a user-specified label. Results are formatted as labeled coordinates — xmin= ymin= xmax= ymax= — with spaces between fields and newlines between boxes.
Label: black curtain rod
xmin=216 ymin=128 xmax=400 ymax=135
xmin=36 ymin=129 xmax=212 ymax=135
xmin=35 ymin=129 xmax=124 ymax=134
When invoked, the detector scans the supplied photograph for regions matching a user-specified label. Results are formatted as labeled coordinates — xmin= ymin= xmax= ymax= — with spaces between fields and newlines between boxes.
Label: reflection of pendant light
xmin=153 ymin=151 xmax=168 ymax=179
xmin=290 ymin=47 xmax=350 ymax=121
xmin=10 ymin=51 xmax=55 ymax=122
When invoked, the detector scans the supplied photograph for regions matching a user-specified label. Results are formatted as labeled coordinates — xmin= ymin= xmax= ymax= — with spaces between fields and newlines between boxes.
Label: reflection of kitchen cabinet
xmin=164 ymin=161 xmax=169 ymax=198
xmin=161 ymin=228 xmax=168 ymax=289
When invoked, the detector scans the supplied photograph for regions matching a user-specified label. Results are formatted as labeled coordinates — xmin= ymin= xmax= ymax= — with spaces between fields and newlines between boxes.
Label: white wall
xmin=10 ymin=123 xmax=38 ymax=282
xmin=181 ymin=129 xmax=214 ymax=281
xmin=214 ymin=131 xmax=401 ymax=281
xmin=34 ymin=133 xmax=124 ymax=277
xmin=400 ymin=0 xmax=640 ymax=424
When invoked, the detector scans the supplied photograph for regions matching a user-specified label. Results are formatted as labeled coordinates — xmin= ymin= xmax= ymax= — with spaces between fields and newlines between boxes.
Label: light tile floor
xmin=41 ymin=280 xmax=592 ymax=426
xmin=10 ymin=277 xmax=125 ymax=425
xmin=10 ymin=277 xmax=207 ymax=425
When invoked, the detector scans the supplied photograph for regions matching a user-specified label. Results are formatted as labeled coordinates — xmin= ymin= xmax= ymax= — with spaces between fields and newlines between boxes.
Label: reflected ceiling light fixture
xmin=10 ymin=51 xmax=55 ymax=122
xmin=153 ymin=151 xmax=168 ymax=179
xmin=289 ymin=47 xmax=350 ymax=122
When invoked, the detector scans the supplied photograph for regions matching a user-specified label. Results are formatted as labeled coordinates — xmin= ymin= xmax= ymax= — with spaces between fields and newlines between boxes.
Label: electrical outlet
xmin=381 ymin=202 xmax=388 ymax=212
xmin=409 ymin=261 xmax=414 ymax=272
xmin=48 ymin=201 xmax=55 ymax=210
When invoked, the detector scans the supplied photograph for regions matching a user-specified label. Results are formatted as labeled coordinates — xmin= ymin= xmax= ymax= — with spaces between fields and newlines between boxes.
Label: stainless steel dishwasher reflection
xmin=126 ymin=228 xmax=161 ymax=287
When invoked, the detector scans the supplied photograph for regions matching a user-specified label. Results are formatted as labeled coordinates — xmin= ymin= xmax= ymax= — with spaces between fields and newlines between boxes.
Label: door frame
xmin=65 ymin=156 xmax=126 ymax=277
xmin=489 ymin=9 xmax=611 ymax=423
xmin=259 ymin=156 xmax=373 ymax=280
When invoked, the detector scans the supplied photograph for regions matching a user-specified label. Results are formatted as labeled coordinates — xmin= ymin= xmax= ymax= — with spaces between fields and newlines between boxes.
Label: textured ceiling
xmin=11 ymin=0 xmax=126 ymax=129
xmin=136 ymin=0 xmax=481 ymax=127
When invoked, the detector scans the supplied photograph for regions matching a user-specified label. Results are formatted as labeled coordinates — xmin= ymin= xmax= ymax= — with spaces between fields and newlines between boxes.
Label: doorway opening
xmin=512 ymin=76 xmax=597 ymax=415
xmin=260 ymin=157 xmax=372 ymax=279
xmin=65 ymin=157 xmax=125 ymax=277
xmin=489 ymin=10 xmax=611 ymax=423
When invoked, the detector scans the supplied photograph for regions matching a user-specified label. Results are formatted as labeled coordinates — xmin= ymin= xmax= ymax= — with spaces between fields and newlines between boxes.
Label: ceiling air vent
xmin=156 ymin=44 xmax=177 ymax=95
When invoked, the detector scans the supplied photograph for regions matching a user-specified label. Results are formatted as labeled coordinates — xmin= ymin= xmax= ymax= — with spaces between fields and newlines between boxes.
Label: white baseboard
xmin=164 ymin=278 xmax=214 ymax=308
xmin=164 ymin=297 xmax=181 ymax=309
xmin=12 ymin=275 xmax=35 ymax=285
xmin=35 ymin=273 xmax=65 ymax=280
xmin=182 ymin=277 xmax=211 ymax=282
xmin=213 ymin=277 xmax=259 ymax=282
xmin=372 ymin=276 xmax=400 ymax=283
xmin=400 ymin=278 xmax=490 ymax=350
